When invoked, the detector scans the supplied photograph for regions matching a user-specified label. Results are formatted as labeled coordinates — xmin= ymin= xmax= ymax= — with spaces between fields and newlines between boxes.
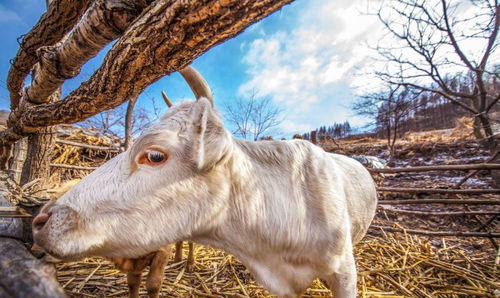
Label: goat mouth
xmin=31 ymin=241 xmax=83 ymax=263
xmin=31 ymin=243 xmax=63 ymax=263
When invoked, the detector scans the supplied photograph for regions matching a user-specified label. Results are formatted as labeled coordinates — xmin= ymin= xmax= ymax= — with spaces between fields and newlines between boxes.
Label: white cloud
xmin=238 ymin=0 xmax=381 ymax=136
xmin=280 ymin=119 xmax=314 ymax=134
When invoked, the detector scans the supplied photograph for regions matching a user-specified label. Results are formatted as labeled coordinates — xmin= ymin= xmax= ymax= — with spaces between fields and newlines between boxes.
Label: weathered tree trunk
xmin=19 ymin=89 xmax=59 ymax=243
xmin=17 ymin=0 xmax=63 ymax=243
xmin=8 ymin=139 xmax=27 ymax=184
xmin=20 ymin=126 xmax=56 ymax=188
xmin=473 ymin=117 xmax=484 ymax=139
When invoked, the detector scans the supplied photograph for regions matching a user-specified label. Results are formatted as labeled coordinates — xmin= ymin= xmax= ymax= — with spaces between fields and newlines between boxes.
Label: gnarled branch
xmin=27 ymin=0 xmax=152 ymax=104
xmin=0 ymin=0 xmax=294 ymax=169
xmin=7 ymin=0 xmax=93 ymax=109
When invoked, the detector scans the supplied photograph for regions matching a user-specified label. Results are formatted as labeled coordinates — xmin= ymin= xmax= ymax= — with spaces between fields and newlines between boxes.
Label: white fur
xmin=33 ymin=98 xmax=377 ymax=297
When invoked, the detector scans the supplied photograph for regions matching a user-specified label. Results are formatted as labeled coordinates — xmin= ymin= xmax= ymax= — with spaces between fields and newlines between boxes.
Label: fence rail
xmin=369 ymin=163 xmax=500 ymax=173
xmin=377 ymin=187 xmax=500 ymax=194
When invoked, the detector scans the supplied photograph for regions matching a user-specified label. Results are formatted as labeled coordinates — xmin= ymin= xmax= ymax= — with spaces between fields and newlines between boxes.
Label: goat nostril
xmin=33 ymin=212 xmax=52 ymax=231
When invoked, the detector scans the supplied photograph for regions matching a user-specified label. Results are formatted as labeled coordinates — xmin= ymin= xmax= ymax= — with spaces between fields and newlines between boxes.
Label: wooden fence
xmin=368 ymin=161 xmax=500 ymax=240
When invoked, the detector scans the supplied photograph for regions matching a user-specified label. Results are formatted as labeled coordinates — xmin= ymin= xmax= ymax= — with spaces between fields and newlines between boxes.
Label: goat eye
xmin=138 ymin=149 xmax=167 ymax=166
xmin=147 ymin=151 xmax=165 ymax=163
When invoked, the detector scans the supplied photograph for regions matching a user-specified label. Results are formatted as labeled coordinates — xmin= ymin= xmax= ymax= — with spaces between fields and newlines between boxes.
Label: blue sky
xmin=0 ymin=0 xmax=386 ymax=138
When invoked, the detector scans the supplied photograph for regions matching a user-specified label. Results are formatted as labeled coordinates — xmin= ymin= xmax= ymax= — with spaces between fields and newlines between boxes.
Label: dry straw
xmin=56 ymin=233 xmax=498 ymax=297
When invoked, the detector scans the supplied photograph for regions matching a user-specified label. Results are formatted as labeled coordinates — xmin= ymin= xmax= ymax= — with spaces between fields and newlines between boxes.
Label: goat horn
xmin=179 ymin=66 xmax=214 ymax=106
xmin=161 ymin=90 xmax=173 ymax=108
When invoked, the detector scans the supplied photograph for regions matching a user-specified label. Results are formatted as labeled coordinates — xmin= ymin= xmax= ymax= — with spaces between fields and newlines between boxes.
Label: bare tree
xmin=352 ymin=85 xmax=423 ymax=160
xmin=223 ymin=91 xmax=284 ymax=141
xmin=81 ymin=102 xmax=153 ymax=146
xmin=373 ymin=0 xmax=499 ymax=150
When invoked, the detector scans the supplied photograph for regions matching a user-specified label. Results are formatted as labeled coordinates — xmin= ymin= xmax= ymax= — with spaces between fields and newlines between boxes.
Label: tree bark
xmin=0 ymin=0 xmax=295 ymax=165
xmin=7 ymin=0 xmax=93 ymax=109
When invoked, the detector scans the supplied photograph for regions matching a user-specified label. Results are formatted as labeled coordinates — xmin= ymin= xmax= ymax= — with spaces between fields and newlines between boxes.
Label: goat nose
xmin=32 ymin=211 xmax=52 ymax=232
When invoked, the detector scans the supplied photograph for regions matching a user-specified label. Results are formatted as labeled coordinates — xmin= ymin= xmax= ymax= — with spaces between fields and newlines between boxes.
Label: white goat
xmin=32 ymin=66 xmax=377 ymax=297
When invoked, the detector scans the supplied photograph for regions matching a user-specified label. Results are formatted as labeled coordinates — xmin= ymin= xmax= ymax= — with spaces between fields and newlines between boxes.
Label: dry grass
xmin=56 ymin=233 xmax=499 ymax=297
xmin=49 ymin=126 xmax=120 ymax=187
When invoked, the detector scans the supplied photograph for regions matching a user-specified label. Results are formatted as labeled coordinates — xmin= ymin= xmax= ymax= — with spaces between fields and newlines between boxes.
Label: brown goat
xmin=35 ymin=180 xmax=195 ymax=298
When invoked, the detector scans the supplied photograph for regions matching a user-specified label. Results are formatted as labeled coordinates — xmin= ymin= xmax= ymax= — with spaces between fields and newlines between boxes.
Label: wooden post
xmin=8 ymin=138 xmax=27 ymax=183
xmin=311 ymin=130 xmax=317 ymax=145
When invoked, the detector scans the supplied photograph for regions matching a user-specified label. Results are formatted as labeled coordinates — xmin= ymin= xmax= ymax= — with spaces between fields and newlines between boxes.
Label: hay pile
xmin=56 ymin=232 xmax=498 ymax=297
xmin=49 ymin=125 xmax=121 ymax=186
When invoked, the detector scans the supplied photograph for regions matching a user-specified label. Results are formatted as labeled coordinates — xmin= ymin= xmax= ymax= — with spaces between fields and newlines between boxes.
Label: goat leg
xmin=146 ymin=245 xmax=172 ymax=298
xmin=174 ymin=241 xmax=183 ymax=263
xmin=186 ymin=242 xmax=195 ymax=272
xmin=127 ymin=271 xmax=142 ymax=298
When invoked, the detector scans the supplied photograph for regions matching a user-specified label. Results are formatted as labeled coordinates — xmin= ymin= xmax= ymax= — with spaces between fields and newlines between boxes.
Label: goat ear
xmin=190 ymin=98 xmax=228 ymax=170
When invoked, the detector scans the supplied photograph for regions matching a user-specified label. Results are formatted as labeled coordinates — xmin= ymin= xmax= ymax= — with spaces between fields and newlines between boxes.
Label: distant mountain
xmin=0 ymin=110 xmax=9 ymax=128
xmin=0 ymin=110 xmax=9 ymax=121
